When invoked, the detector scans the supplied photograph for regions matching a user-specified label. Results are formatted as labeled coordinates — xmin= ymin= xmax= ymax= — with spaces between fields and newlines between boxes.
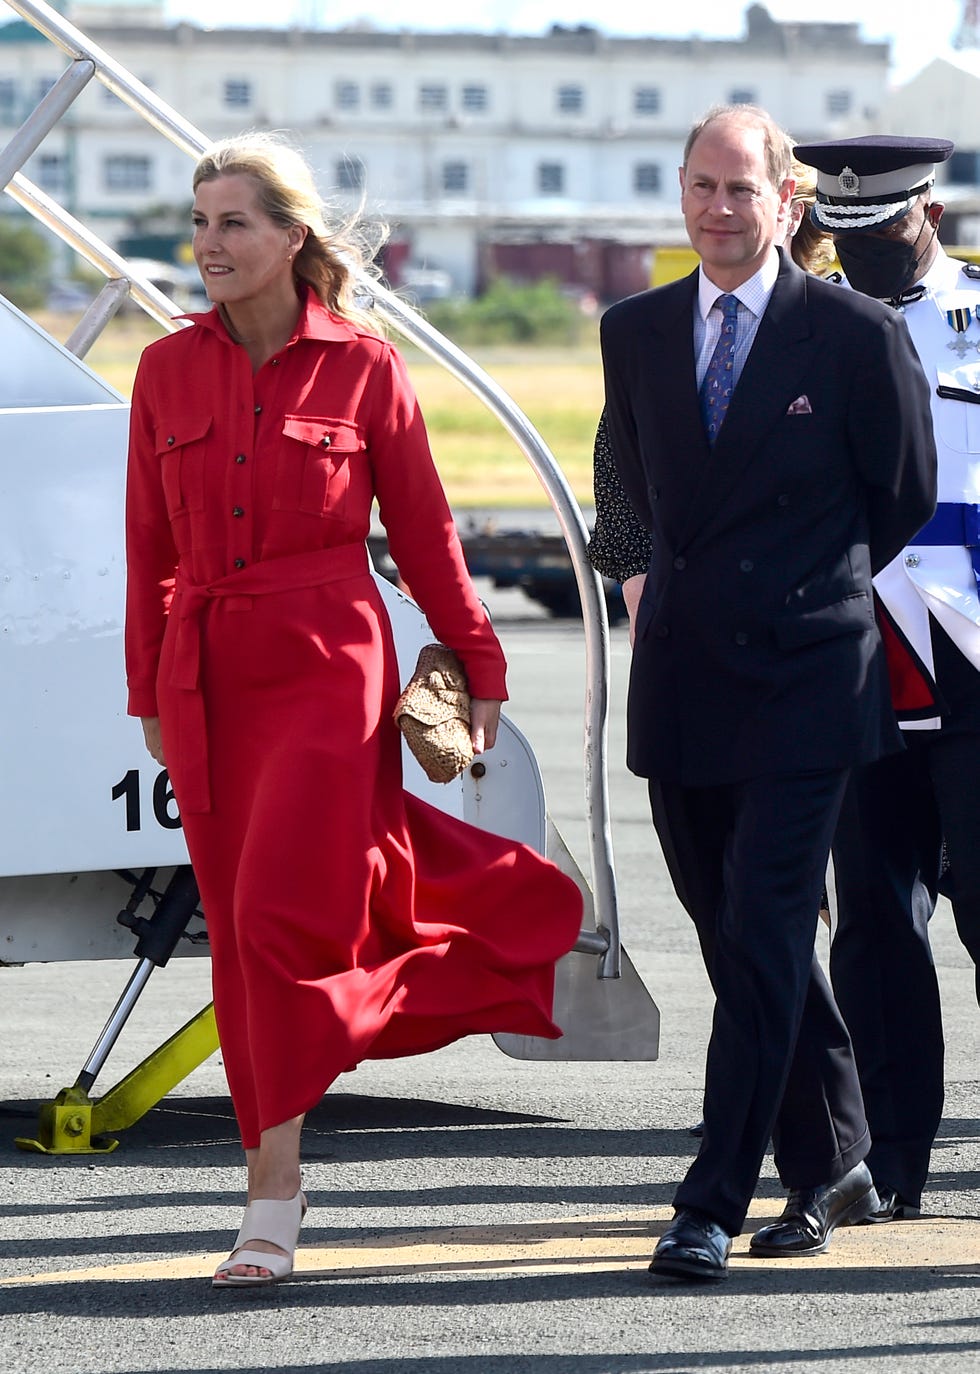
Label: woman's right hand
xmin=141 ymin=716 xmax=165 ymax=766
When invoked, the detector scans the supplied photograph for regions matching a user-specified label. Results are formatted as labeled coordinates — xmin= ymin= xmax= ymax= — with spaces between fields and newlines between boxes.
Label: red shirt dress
xmin=125 ymin=292 xmax=582 ymax=1148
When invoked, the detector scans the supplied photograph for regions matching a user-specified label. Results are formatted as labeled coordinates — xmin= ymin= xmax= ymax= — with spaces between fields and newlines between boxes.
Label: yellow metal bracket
xmin=16 ymin=1003 xmax=218 ymax=1154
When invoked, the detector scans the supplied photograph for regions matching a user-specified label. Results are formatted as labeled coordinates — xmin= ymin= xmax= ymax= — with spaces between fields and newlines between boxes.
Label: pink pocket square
xmin=786 ymin=394 xmax=813 ymax=415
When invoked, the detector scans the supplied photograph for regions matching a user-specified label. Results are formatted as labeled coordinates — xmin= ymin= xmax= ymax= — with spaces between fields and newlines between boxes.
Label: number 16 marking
xmin=111 ymin=768 xmax=182 ymax=831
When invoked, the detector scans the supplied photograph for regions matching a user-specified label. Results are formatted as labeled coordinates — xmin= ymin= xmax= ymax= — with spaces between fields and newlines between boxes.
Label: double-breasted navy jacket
xmin=601 ymin=248 xmax=938 ymax=785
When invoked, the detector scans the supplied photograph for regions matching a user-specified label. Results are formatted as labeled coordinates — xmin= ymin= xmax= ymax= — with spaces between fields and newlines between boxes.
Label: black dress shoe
xmin=859 ymin=1185 xmax=921 ymax=1223
xmin=749 ymin=1161 xmax=878 ymax=1257
xmin=689 ymin=1119 xmax=705 ymax=1138
xmin=649 ymin=1208 xmax=732 ymax=1282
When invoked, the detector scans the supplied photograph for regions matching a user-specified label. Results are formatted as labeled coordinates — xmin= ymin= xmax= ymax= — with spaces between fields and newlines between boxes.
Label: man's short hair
xmin=684 ymin=105 xmax=794 ymax=190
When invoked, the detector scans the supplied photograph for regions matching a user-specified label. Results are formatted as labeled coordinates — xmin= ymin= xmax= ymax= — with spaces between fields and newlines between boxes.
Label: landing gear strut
xmin=16 ymin=866 xmax=218 ymax=1154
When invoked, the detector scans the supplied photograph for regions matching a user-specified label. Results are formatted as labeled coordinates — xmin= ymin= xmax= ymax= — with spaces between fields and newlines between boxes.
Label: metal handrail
xmin=0 ymin=57 xmax=95 ymax=188
xmin=1 ymin=0 xmax=621 ymax=976
xmin=7 ymin=170 xmax=190 ymax=327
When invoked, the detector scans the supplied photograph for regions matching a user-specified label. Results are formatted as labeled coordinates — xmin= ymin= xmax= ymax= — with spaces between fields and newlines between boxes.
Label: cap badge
xmin=837 ymin=166 xmax=860 ymax=197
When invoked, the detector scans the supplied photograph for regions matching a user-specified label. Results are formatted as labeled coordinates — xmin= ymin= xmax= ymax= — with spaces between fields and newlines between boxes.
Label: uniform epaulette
xmin=961 ymin=261 xmax=980 ymax=280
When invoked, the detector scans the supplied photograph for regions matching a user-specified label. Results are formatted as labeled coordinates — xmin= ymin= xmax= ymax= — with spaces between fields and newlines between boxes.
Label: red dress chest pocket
xmin=274 ymin=415 xmax=364 ymax=518
xmin=155 ymin=414 xmax=212 ymax=517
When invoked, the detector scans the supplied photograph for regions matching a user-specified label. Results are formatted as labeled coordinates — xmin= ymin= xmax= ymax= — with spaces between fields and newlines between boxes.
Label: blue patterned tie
xmin=699 ymin=293 xmax=740 ymax=444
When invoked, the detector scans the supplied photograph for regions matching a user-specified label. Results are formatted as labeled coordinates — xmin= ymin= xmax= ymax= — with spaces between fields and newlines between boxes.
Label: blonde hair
xmin=192 ymin=132 xmax=385 ymax=331
xmin=789 ymin=158 xmax=836 ymax=275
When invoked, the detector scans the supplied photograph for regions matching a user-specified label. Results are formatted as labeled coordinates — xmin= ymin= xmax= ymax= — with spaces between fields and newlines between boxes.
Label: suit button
xmin=232 ymin=506 xmax=245 ymax=518
xmin=734 ymin=631 xmax=749 ymax=646
xmin=739 ymin=559 xmax=754 ymax=572
xmin=777 ymin=494 xmax=790 ymax=507
xmin=673 ymin=556 xmax=686 ymax=570
xmin=166 ymin=435 xmax=175 ymax=446
xmin=650 ymin=486 xmax=660 ymax=501
xmin=235 ymin=454 xmax=247 ymax=464
xmin=234 ymin=558 xmax=246 ymax=569
xmin=654 ymin=625 xmax=670 ymax=639
xmin=321 ymin=435 xmax=332 ymax=448
xmin=254 ymin=404 xmax=262 ymax=415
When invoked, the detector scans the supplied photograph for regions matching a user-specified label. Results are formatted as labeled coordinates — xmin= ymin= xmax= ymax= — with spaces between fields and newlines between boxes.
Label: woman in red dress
xmin=124 ymin=133 xmax=583 ymax=1289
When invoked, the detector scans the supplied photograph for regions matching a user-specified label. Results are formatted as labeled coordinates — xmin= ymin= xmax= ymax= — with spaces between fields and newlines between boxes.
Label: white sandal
xmin=212 ymin=1189 xmax=307 ymax=1288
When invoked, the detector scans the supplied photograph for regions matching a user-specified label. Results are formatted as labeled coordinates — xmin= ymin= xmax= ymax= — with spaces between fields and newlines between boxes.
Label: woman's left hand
xmin=470 ymin=698 xmax=501 ymax=754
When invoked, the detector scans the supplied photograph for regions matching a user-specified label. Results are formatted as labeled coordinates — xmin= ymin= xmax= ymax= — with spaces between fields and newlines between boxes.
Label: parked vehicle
xmin=369 ymin=523 xmax=627 ymax=622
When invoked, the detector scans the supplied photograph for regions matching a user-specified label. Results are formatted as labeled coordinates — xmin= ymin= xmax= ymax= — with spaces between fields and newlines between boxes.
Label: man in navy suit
xmin=601 ymin=105 xmax=937 ymax=1281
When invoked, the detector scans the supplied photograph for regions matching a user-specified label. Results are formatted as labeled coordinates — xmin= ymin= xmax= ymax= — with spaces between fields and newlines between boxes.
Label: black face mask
xmin=835 ymin=219 xmax=934 ymax=301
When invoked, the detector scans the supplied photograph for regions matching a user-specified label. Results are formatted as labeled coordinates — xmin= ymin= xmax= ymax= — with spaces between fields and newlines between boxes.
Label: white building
xmin=865 ymin=52 xmax=980 ymax=244
xmin=0 ymin=2 xmax=890 ymax=296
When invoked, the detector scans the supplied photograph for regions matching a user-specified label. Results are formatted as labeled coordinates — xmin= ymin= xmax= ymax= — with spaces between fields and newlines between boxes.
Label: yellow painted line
xmin=4 ymin=1200 xmax=979 ymax=1287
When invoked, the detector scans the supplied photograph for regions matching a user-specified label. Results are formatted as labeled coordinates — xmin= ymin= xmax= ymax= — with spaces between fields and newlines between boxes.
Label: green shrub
xmin=424 ymin=276 xmax=588 ymax=345
xmin=0 ymin=219 xmax=50 ymax=311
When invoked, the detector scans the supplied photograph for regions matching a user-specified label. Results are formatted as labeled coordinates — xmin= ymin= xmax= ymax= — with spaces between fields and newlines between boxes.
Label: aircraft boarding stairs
xmin=0 ymin=0 xmax=660 ymax=1155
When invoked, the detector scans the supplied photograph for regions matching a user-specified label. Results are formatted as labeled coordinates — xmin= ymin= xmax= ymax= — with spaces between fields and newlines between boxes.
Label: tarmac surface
xmin=1 ymin=588 xmax=979 ymax=1373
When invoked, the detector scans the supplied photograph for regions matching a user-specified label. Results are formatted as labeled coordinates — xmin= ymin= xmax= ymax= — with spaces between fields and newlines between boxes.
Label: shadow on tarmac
xmin=1 ymin=1264 xmax=978 ymax=1317
xmin=0 ymin=1090 xmax=826 ymax=1172
xmin=3 ymin=1091 xmax=978 ymax=1334
xmin=75 ymin=1348 xmax=980 ymax=1374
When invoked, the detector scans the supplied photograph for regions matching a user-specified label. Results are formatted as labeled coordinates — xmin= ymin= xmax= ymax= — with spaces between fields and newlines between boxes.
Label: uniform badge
xmin=943 ymin=305 xmax=979 ymax=357
xmin=837 ymin=166 xmax=860 ymax=196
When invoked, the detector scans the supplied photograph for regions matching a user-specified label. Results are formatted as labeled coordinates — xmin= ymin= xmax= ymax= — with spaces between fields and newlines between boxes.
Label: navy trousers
xmin=650 ymin=768 xmax=869 ymax=1236
xmin=831 ymin=727 xmax=980 ymax=1206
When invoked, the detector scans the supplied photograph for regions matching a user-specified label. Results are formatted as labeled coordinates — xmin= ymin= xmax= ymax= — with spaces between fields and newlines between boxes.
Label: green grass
xmin=54 ymin=312 xmax=604 ymax=507
xmin=401 ymin=346 xmax=603 ymax=507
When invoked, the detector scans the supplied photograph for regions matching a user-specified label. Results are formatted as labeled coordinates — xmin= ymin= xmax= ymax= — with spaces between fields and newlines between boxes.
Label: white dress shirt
xmin=694 ymin=251 xmax=780 ymax=391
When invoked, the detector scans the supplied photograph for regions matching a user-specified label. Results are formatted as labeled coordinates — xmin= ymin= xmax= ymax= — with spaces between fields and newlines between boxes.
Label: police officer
xmin=794 ymin=134 xmax=980 ymax=1221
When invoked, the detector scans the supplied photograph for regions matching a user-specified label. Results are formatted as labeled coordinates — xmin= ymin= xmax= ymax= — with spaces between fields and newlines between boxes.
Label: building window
xmin=557 ymin=84 xmax=584 ymax=114
xmin=224 ymin=79 xmax=252 ymax=109
xmin=538 ymin=162 xmax=565 ymax=195
xmin=948 ymin=151 xmax=980 ymax=185
xmin=336 ymin=81 xmax=359 ymax=110
xmin=419 ymin=84 xmax=448 ymax=112
xmin=826 ymin=89 xmax=852 ymax=116
xmin=0 ymin=79 xmax=17 ymax=122
xmin=442 ymin=161 xmax=468 ymax=193
xmin=336 ymin=156 xmax=364 ymax=191
xmin=728 ymin=88 xmax=756 ymax=106
xmin=634 ymin=86 xmax=661 ymax=115
xmin=634 ymin=162 xmax=662 ymax=195
xmin=103 ymin=154 xmax=152 ymax=191
xmin=370 ymin=82 xmax=393 ymax=109
xmin=461 ymin=84 xmax=488 ymax=113
xmin=37 ymin=153 xmax=68 ymax=191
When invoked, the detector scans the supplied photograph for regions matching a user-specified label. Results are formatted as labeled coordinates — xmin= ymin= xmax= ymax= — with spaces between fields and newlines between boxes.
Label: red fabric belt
xmin=170 ymin=543 xmax=370 ymax=813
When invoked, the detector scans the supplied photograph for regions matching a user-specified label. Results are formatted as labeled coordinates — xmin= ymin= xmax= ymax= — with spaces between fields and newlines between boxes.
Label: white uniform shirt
xmin=865 ymin=249 xmax=980 ymax=727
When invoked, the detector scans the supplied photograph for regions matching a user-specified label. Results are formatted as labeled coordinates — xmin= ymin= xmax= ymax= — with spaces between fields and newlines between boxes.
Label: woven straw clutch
xmin=393 ymin=643 xmax=475 ymax=784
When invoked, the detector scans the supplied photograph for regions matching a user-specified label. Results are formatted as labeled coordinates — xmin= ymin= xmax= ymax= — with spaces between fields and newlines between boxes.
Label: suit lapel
xmin=645 ymin=271 xmax=702 ymax=433
xmin=674 ymin=254 xmax=817 ymax=548
xmin=641 ymin=273 xmax=713 ymax=528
